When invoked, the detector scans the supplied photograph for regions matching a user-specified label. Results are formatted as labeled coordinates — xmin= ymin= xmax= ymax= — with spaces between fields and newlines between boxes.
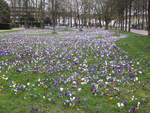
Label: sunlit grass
xmin=0 ymin=30 xmax=20 ymax=33
xmin=95 ymin=36 xmax=104 ymax=39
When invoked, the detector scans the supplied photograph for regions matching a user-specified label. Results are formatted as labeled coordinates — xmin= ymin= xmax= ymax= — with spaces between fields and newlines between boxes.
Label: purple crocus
xmin=129 ymin=106 xmax=137 ymax=113
xmin=48 ymin=98 xmax=56 ymax=103
xmin=31 ymin=107 xmax=38 ymax=111
xmin=30 ymin=94 xmax=35 ymax=98
xmin=123 ymin=100 xmax=127 ymax=106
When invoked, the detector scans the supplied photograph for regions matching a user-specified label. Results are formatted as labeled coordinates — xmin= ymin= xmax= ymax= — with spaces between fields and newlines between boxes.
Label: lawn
xmin=116 ymin=32 xmax=150 ymax=112
xmin=0 ymin=30 xmax=20 ymax=33
xmin=95 ymin=36 xmax=104 ymax=40
xmin=116 ymin=32 xmax=150 ymax=78
xmin=116 ymin=32 xmax=150 ymax=59
xmin=0 ymin=29 xmax=73 ymax=39
xmin=0 ymin=30 xmax=150 ymax=113
xmin=18 ymin=32 xmax=60 ymax=37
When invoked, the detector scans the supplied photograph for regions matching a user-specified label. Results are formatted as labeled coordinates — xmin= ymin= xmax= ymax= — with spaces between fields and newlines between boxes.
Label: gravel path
xmin=131 ymin=29 xmax=148 ymax=35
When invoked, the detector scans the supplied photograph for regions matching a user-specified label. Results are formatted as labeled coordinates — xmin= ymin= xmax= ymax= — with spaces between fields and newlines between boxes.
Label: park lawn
xmin=0 ymin=31 xmax=150 ymax=113
xmin=0 ymin=30 xmax=20 ymax=33
xmin=0 ymin=48 xmax=121 ymax=113
xmin=95 ymin=36 xmax=104 ymax=39
xmin=21 ymin=33 xmax=60 ymax=37
xmin=0 ymin=32 xmax=62 ymax=40
xmin=116 ymin=32 xmax=150 ymax=113
xmin=116 ymin=32 xmax=150 ymax=76
xmin=116 ymin=32 xmax=150 ymax=59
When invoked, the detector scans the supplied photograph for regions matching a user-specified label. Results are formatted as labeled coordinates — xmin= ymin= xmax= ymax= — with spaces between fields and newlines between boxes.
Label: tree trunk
xmin=148 ymin=0 xmax=150 ymax=35
xmin=52 ymin=0 xmax=56 ymax=33
xmin=128 ymin=0 xmax=132 ymax=32
xmin=40 ymin=0 xmax=45 ymax=29
xmin=24 ymin=0 xmax=29 ymax=28
xmin=105 ymin=19 xmax=109 ymax=30
xmin=98 ymin=17 xmax=102 ymax=28
xmin=142 ymin=0 xmax=145 ymax=30
xmin=125 ymin=0 xmax=128 ymax=31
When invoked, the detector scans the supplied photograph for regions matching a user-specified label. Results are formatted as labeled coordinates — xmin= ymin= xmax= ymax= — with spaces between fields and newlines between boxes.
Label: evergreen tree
xmin=0 ymin=0 xmax=10 ymax=24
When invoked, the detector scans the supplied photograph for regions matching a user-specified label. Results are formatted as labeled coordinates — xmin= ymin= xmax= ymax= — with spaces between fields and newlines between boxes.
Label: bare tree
xmin=148 ymin=0 xmax=150 ymax=35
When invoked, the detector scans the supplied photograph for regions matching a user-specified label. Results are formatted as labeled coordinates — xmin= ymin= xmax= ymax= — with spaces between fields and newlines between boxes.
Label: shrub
xmin=0 ymin=0 xmax=10 ymax=29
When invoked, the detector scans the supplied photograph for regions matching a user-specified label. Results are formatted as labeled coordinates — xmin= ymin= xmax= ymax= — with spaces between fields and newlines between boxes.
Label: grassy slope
xmin=116 ymin=32 xmax=150 ymax=113
xmin=116 ymin=32 xmax=150 ymax=75
xmin=116 ymin=32 xmax=150 ymax=59
xmin=0 ymin=30 xmax=20 ymax=33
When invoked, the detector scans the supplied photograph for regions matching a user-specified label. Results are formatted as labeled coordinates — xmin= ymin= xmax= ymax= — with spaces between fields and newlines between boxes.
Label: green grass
xmin=116 ymin=31 xmax=150 ymax=78
xmin=116 ymin=32 xmax=150 ymax=113
xmin=0 ymin=33 xmax=61 ymax=39
xmin=116 ymin=32 xmax=150 ymax=59
xmin=0 ymin=30 xmax=20 ymax=33
xmin=95 ymin=36 xmax=104 ymax=39
xmin=0 ymin=31 xmax=150 ymax=113
xmin=0 ymin=94 xmax=84 ymax=113
xmin=111 ymin=33 xmax=120 ymax=37
xmin=24 ymin=33 xmax=59 ymax=36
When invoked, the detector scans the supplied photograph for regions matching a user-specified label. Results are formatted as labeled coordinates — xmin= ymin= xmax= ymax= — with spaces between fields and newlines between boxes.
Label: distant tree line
xmin=148 ymin=0 xmax=150 ymax=35
xmin=1 ymin=0 xmax=150 ymax=35
xmin=0 ymin=0 xmax=10 ymax=29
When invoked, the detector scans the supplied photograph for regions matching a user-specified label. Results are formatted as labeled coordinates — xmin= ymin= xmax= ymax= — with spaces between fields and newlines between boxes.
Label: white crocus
xmin=117 ymin=102 xmax=124 ymax=107
xmin=77 ymin=88 xmax=82 ymax=92
xmin=60 ymin=88 xmax=64 ymax=92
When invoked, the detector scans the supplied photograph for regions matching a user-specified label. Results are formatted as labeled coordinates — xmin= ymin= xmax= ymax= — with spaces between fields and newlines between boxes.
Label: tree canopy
xmin=0 ymin=0 xmax=10 ymax=24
